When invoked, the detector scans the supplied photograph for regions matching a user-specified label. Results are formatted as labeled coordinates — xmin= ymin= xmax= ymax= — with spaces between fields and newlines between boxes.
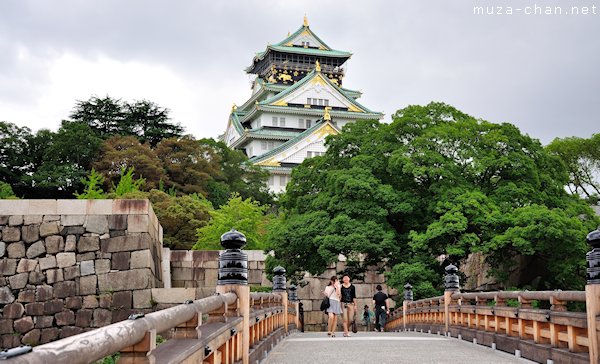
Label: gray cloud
xmin=0 ymin=0 xmax=598 ymax=144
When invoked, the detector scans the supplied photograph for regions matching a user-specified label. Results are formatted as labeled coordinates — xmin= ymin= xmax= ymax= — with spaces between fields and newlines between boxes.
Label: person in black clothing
xmin=340 ymin=275 xmax=357 ymax=337
xmin=372 ymin=284 xmax=389 ymax=332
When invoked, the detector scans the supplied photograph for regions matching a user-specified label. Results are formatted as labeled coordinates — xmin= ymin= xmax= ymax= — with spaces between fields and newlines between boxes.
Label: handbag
xmin=351 ymin=319 xmax=358 ymax=333
xmin=320 ymin=296 xmax=330 ymax=312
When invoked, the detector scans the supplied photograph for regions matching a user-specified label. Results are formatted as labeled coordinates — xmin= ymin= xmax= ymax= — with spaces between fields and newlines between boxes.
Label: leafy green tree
xmin=270 ymin=102 xmax=599 ymax=292
xmin=0 ymin=182 xmax=18 ymax=199
xmin=75 ymin=168 xmax=106 ymax=199
xmin=111 ymin=167 xmax=145 ymax=196
xmin=0 ymin=121 xmax=32 ymax=193
xmin=193 ymin=194 xmax=270 ymax=250
xmin=70 ymin=95 xmax=126 ymax=137
xmin=125 ymin=100 xmax=184 ymax=147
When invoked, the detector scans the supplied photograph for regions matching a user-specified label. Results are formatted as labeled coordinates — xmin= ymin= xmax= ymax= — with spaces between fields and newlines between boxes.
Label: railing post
xmin=289 ymin=284 xmax=300 ymax=330
xmin=585 ymin=228 xmax=600 ymax=364
xmin=273 ymin=266 xmax=288 ymax=333
xmin=444 ymin=264 xmax=460 ymax=335
xmin=216 ymin=229 xmax=250 ymax=364
xmin=403 ymin=283 xmax=413 ymax=331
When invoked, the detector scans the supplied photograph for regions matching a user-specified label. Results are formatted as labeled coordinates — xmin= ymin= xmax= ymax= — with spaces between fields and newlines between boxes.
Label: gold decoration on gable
xmin=348 ymin=104 xmax=363 ymax=112
xmin=256 ymin=158 xmax=281 ymax=167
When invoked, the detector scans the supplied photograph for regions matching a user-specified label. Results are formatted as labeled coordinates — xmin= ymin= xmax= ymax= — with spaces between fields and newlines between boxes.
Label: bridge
xmin=1 ymin=228 xmax=599 ymax=364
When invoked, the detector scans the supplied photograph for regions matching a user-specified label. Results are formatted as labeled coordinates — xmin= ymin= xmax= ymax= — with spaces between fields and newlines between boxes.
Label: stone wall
xmin=0 ymin=199 xmax=164 ymax=349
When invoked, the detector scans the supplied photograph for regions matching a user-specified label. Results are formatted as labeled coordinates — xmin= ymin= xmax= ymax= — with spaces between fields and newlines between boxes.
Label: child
xmin=362 ymin=305 xmax=374 ymax=331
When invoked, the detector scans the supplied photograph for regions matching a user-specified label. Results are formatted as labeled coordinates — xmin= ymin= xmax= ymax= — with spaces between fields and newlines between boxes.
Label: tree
xmin=547 ymin=135 xmax=600 ymax=202
xmin=75 ymin=169 xmax=106 ymax=199
xmin=70 ymin=95 xmax=126 ymax=137
xmin=93 ymin=135 xmax=166 ymax=190
xmin=0 ymin=182 xmax=17 ymax=199
xmin=0 ymin=121 xmax=32 ymax=191
xmin=125 ymin=100 xmax=184 ymax=147
xmin=269 ymin=102 xmax=599 ymax=292
xmin=193 ymin=194 xmax=271 ymax=250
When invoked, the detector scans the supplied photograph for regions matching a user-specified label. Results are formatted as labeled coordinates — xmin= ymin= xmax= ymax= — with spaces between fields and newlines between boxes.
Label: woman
xmin=323 ymin=276 xmax=342 ymax=337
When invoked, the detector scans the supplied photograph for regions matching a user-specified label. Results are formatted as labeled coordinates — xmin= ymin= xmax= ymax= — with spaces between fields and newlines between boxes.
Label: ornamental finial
xmin=323 ymin=106 xmax=331 ymax=121
xmin=287 ymin=30 xmax=290 ymax=37
xmin=315 ymin=60 xmax=321 ymax=72
xmin=231 ymin=103 xmax=237 ymax=112
xmin=304 ymin=15 xmax=309 ymax=27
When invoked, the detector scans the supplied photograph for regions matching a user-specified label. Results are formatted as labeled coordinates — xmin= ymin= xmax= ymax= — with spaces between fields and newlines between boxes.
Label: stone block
xmin=79 ymin=275 xmax=97 ymax=295
xmin=56 ymin=199 xmax=86 ymax=215
xmin=65 ymin=296 xmax=82 ymax=310
xmin=56 ymin=252 xmax=76 ymax=268
xmin=45 ymin=235 xmax=64 ymax=254
xmin=98 ymin=269 xmax=153 ymax=292
xmin=2 ymin=226 xmax=20 ymax=242
xmin=130 ymin=249 xmax=152 ymax=270
xmin=26 ymin=241 xmax=45 ymax=259
xmin=133 ymin=289 xmax=152 ymax=309
xmin=4 ymin=302 xmax=25 ymax=319
xmin=63 ymin=226 xmax=85 ymax=235
xmin=0 ymin=215 xmax=7 ymax=224
xmin=92 ymin=309 xmax=112 ymax=327
xmin=8 ymin=215 xmax=23 ymax=226
xmin=61 ymin=214 xmax=85 ymax=226
xmin=111 ymin=308 xmax=133 ymax=323
xmin=22 ymin=224 xmax=40 ymax=243
xmin=17 ymin=258 xmax=38 ymax=273
xmin=22 ymin=328 xmax=40 ymax=346
xmin=112 ymin=199 xmax=149 ymax=214
xmin=95 ymin=259 xmax=111 ymax=274
xmin=46 ymin=268 xmax=64 ymax=284
xmin=43 ymin=215 xmax=60 ymax=222
xmin=80 ymin=260 xmax=95 ymax=276
xmin=0 ymin=319 xmax=12 ymax=334
xmin=0 ymin=241 xmax=5 ymax=258
xmin=98 ymin=293 xmax=112 ymax=308
xmin=193 ymin=268 xmax=205 ymax=281
xmin=151 ymin=288 xmax=196 ymax=304
xmin=204 ymin=268 xmax=219 ymax=286
xmin=28 ymin=200 xmax=57 ymax=214
xmin=23 ymin=215 xmax=43 ymax=225
xmin=14 ymin=316 xmax=34 ymax=333
xmin=0 ymin=200 xmax=27 ymax=215
xmin=84 ymin=215 xmax=108 ymax=234
xmin=36 ymin=285 xmax=54 ymax=301
xmin=39 ymin=256 xmax=57 ymax=271
xmin=113 ymin=291 xmax=132 ymax=309
xmin=25 ymin=302 xmax=44 ymax=316
xmin=60 ymin=326 xmax=82 ymax=339
xmin=0 ymin=286 xmax=15 ymax=304
xmin=78 ymin=235 xmax=100 ymax=253
xmin=82 ymin=295 xmax=99 ymax=309
xmin=7 ymin=242 xmax=25 ymax=258
xmin=63 ymin=266 xmax=80 ymax=280
xmin=101 ymin=233 xmax=152 ymax=253
xmin=300 ymin=300 xmax=313 ymax=311
xmin=2 ymin=334 xmax=22 ymax=349
xmin=8 ymin=272 xmax=29 ymax=289
xmin=35 ymin=316 xmax=54 ymax=329
xmin=64 ymin=235 xmax=76 ymax=251
xmin=112 ymin=251 xmax=130 ymax=270
xmin=110 ymin=230 xmax=126 ymax=238
xmin=43 ymin=299 xmax=64 ymax=314
xmin=248 ymin=269 xmax=263 ymax=284
xmin=355 ymin=284 xmax=375 ymax=298
xmin=54 ymin=281 xmax=76 ymax=298
xmin=87 ymin=200 xmax=113 ymax=215
xmin=55 ymin=311 xmax=75 ymax=326
xmin=77 ymin=252 xmax=95 ymax=261
xmin=108 ymin=215 xmax=128 ymax=230
xmin=0 ymin=258 xmax=17 ymax=275
xmin=127 ymin=215 xmax=149 ymax=233
xmin=172 ymin=267 xmax=193 ymax=281
xmin=76 ymin=309 xmax=93 ymax=327
xmin=17 ymin=289 xmax=35 ymax=303
xmin=28 ymin=271 xmax=45 ymax=284
xmin=39 ymin=221 xmax=59 ymax=237
xmin=39 ymin=327 xmax=59 ymax=344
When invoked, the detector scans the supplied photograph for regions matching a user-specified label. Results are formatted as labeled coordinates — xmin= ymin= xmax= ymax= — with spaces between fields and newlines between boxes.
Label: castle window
xmin=299 ymin=119 xmax=305 ymax=128
xmin=272 ymin=117 xmax=278 ymax=127
xmin=279 ymin=117 xmax=286 ymax=127
xmin=306 ymin=119 xmax=312 ymax=128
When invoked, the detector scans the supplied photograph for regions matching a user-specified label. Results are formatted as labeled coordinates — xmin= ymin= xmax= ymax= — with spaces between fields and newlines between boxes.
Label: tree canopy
xmin=268 ymin=102 xmax=598 ymax=295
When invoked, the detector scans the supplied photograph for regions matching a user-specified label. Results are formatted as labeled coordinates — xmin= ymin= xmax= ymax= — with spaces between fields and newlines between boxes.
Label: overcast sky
xmin=1 ymin=0 xmax=598 ymax=144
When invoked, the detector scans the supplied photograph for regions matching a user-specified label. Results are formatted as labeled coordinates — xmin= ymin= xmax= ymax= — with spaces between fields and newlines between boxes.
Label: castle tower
xmin=221 ymin=18 xmax=383 ymax=193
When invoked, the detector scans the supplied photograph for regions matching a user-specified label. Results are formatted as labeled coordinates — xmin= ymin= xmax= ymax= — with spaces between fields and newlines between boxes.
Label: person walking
xmin=324 ymin=276 xmax=342 ymax=337
xmin=373 ymin=284 xmax=389 ymax=332
xmin=340 ymin=275 xmax=357 ymax=337
xmin=362 ymin=305 xmax=374 ymax=331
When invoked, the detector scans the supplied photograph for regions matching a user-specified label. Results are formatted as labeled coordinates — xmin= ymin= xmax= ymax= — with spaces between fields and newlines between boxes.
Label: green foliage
xmin=149 ymin=190 xmax=213 ymax=249
xmin=250 ymin=285 xmax=272 ymax=292
xmin=75 ymin=169 xmax=106 ymax=199
xmin=269 ymin=102 xmax=599 ymax=293
xmin=112 ymin=167 xmax=145 ymax=196
xmin=193 ymin=194 xmax=270 ymax=250
xmin=0 ymin=182 xmax=17 ymax=199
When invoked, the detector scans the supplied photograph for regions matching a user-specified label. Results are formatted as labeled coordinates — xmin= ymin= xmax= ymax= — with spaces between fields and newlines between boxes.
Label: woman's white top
xmin=324 ymin=285 xmax=340 ymax=301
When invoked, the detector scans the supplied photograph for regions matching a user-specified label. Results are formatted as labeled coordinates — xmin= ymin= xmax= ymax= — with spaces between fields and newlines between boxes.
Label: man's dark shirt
xmin=373 ymin=291 xmax=388 ymax=309
xmin=341 ymin=284 xmax=356 ymax=303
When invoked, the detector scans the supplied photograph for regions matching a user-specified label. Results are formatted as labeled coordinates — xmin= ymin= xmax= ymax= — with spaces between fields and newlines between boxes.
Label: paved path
xmin=264 ymin=331 xmax=534 ymax=364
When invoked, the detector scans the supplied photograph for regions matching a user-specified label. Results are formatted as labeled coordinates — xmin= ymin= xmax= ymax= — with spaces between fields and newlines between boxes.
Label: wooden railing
xmin=4 ymin=287 xmax=299 ymax=364
xmin=386 ymin=290 xmax=597 ymax=364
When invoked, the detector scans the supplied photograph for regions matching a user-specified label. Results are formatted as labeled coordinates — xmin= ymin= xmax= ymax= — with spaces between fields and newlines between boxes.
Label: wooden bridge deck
xmin=265 ymin=331 xmax=534 ymax=364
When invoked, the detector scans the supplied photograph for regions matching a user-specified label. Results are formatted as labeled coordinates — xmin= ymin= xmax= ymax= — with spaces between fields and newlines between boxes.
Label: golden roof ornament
xmin=323 ymin=106 xmax=331 ymax=121
xmin=231 ymin=103 xmax=237 ymax=112
xmin=315 ymin=60 xmax=321 ymax=72
xmin=304 ymin=15 xmax=309 ymax=27
xmin=287 ymin=31 xmax=291 ymax=37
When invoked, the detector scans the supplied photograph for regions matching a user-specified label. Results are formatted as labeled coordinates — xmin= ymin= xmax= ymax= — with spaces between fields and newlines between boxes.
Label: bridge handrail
xmin=6 ymin=292 xmax=237 ymax=364
xmin=452 ymin=290 xmax=586 ymax=303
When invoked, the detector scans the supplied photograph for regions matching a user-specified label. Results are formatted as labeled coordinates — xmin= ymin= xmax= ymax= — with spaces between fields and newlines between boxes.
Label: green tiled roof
xmin=249 ymin=118 xmax=337 ymax=164
xmin=274 ymin=25 xmax=333 ymax=50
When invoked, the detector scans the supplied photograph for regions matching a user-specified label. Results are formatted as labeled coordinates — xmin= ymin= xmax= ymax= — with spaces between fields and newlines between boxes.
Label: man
xmin=340 ymin=275 xmax=357 ymax=337
xmin=372 ymin=284 xmax=389 ymax=332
